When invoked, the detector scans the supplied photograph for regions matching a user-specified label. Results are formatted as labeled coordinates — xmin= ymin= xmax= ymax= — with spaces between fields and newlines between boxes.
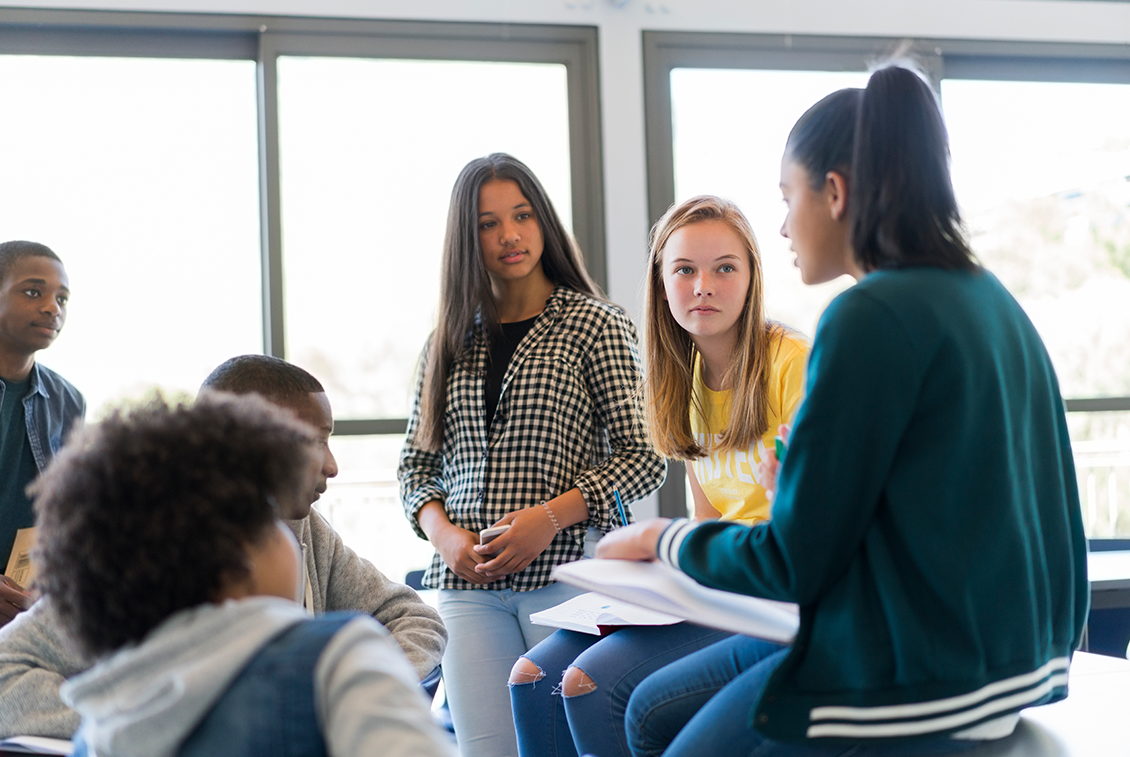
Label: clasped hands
xmin=435 ymin=505 xmax=560 ymax=584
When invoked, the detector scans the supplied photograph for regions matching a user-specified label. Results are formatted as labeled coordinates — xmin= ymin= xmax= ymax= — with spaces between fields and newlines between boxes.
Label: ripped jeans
xmin=438 ymin=582 xmax=586 ymax=757
xmin=509 ymin=623 xmax=732 ymax=757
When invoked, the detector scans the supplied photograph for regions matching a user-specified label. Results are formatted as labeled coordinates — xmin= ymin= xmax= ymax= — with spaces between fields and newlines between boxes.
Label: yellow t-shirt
xmin=689 ymin=330 xmax=809 ymax=525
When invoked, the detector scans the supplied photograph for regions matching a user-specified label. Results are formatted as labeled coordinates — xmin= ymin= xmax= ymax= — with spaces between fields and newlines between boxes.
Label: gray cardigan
xmin=0 ymin=509 xmax=447 ymax=738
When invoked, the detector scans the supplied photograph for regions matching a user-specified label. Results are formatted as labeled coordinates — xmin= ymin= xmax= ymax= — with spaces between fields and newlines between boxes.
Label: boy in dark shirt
xmin=0 ymin=241 xmax=84 ymax=627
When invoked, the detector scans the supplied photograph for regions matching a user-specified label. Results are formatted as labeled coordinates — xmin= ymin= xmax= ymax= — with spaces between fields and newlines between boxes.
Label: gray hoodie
xmin=62 ymin=596 xmax=454 ymax=757
xmin=0 ymin=510 xmax=446 ymax=738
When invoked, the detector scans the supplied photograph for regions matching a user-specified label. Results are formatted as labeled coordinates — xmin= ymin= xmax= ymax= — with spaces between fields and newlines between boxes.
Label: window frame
xmin=0 ymin=8 xmax=605 ymax=436
xmin=642 ymin=30 xmax=1130 ymax=516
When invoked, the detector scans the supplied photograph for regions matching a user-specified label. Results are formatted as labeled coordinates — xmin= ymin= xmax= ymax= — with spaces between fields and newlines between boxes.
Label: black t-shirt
xmin=0 ymin=377 xmax=38 ymax=563
xmin=484 ymin=316 xmax=538 ymax=430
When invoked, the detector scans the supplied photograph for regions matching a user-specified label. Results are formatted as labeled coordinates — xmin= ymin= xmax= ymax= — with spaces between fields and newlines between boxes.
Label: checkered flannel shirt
xmin=399 ymin=287 xmax=667 ymax=591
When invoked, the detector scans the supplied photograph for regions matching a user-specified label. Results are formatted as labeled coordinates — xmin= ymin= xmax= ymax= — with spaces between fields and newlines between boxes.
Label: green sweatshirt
xmin=660 ymin=267 xmax=1088 ymax=744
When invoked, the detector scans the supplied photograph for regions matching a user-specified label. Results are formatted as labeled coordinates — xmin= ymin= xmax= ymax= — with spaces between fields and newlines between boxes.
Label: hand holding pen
xmin=759 ymin=424 xmax=791 ymax=503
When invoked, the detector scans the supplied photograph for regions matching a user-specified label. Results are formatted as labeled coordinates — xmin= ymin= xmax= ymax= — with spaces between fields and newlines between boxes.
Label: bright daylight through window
xmin=0 ymin=55 xmax=263 ymax=415
xmin=670 ymin=67 xmax=1130 ymax=537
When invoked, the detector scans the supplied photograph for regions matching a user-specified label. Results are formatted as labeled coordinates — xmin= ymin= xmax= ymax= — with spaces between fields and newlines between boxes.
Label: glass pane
xmin=671 ymin=68 xmax=871 ymax=339
xmin=0 ymin=55 xmax=263 ymax=417
xmin=278 ymin=58 xmax=571 ymax=420
xmin=314 ymin=434 xmax=436 ymax=585
xmin=1068 ymin=411 xmax=1130 ymax=539
xmin=944 ymin=79 xmax=1130 ymax=401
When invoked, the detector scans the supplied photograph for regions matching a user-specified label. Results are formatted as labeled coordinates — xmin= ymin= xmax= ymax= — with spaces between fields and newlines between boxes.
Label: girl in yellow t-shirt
xmin=510 ymin=195 xmax=808 ymax=757
xmin=687 ymin=335 xmax=807 ymax=526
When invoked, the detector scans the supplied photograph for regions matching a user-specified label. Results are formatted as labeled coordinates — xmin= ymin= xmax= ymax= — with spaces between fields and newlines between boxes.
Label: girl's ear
xmin=824 ymin=171 xmax=849 ymax=221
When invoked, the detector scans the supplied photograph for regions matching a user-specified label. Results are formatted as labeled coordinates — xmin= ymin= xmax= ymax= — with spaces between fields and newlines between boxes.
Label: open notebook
xmin=530 ymin=591 xmax=682 ymax=635
xmin=548 ymin=559 xmax=799 ymax=643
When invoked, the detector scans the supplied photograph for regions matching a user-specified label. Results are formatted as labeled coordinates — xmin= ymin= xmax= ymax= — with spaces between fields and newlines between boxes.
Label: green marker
xmin=774 ymin=436 xmax=787 ymax=461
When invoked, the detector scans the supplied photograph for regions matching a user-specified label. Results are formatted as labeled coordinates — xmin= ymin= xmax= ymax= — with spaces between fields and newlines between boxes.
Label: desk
xmin=1085 ymin=550 xmax=1130 ymax=657
xmin=1089 ymin=550 xmax=1130 ymax=610
xmin=965 ymin=652 xmax=1130 ymax=756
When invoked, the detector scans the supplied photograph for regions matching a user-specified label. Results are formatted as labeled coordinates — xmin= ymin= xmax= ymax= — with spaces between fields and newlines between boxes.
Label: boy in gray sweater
xmin=0 ymin=355 xmax=447 ymax=738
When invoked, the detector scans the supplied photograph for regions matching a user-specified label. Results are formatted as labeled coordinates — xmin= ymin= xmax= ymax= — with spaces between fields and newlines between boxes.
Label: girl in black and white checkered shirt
xmin=398 ymin=153 xmax=666 ymax=757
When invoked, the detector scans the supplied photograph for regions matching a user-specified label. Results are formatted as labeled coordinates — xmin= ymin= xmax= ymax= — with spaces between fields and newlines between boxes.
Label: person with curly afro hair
xmin=0 ymin=355 xmax=446 ymax=740
xmin=32 ymin=394 xmax=455 ymax=757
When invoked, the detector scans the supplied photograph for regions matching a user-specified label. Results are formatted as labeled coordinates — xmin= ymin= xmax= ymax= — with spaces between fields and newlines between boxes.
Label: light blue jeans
xmin=628 ymin=638 xmax=984 ymax=757
xmin=438 ymin=582 xmax=586 ymax=757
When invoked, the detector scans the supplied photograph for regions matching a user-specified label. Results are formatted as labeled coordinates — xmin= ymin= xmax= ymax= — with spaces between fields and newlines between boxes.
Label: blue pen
xmin=613 ymin=489 xmax=628 ymax=526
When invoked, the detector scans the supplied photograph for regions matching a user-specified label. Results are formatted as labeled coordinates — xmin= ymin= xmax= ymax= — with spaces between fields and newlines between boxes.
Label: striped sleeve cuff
xmin=657 ymin=518 xmax=696 ymax=570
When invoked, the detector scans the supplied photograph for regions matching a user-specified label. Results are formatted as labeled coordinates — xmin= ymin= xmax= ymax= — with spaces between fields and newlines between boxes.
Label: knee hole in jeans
xmin=508 ymin=656 xmax=546 ymax=686
xmin=562 ymin=665 xmax=598 ymax=697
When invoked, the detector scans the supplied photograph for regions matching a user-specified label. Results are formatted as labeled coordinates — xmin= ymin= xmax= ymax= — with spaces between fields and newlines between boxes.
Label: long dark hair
xmin=785 ymin=64 xmax=977 ymax=273
xmin=415 ymin=153 xmax=602 ymax=451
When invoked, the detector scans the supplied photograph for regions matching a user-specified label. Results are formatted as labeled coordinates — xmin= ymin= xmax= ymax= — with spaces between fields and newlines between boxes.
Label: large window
xmin=0 ymin=10 xmax=603 ymax=581
xmin=670 ymin=67 xmax=869 ymax=338
xmin=944 ymin=78 xmax=1130 ymax=402
xmin=944 ymin=78 xmax=1130 ymax=538
xmin=645 ymin=33 xmax=1130 ymax=533
xmin=0 ymin=53 xmax=262 ymax=416
xmin=276 ymin=56 xmax=572 ymax=420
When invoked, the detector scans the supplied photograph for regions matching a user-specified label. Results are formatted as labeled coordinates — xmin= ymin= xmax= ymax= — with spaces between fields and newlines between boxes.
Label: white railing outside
xmin=1073 ymin=440 xmax=1130 ymax=539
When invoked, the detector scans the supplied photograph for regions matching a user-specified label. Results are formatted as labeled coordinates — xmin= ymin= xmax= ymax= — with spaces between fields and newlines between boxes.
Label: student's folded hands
xmin=473 ymin=506 xmax=557 ymax=579
xmin=433 ymin=523 xmax=494 ymax=584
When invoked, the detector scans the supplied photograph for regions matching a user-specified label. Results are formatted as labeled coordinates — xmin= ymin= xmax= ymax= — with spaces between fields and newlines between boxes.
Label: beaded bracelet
xmin=541 ymin=500 xmax=562 ymax=533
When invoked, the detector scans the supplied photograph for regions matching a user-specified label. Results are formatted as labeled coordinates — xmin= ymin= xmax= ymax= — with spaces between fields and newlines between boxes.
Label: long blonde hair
xmin=643 ymin=195 xmax=783 ymax=459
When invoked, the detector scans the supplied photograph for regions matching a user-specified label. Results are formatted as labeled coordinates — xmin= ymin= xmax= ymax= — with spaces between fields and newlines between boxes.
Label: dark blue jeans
xmin=510 ymin=623 xmax=732 ymax=757
xmin=627 ymin=637 xmax=984 ymax=757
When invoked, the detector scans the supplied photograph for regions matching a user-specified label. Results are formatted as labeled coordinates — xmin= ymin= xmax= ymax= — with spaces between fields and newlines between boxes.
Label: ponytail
xmin=784 ymin=63 xmax=978 ymax=273
xmin=850 ymin=65 xmax=977 ymax=272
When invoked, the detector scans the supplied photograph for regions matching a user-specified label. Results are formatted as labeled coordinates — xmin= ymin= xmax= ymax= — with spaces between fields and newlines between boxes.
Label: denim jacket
xmin=69 ymin=615 xmax=350 ymax=757
xmin=63 ymin=599 xmax=454 ymax=757
xmin=175 ymin=615 xmax=356 ymax=757
xmin=18 ymin=363 xmax=84 ymax=471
